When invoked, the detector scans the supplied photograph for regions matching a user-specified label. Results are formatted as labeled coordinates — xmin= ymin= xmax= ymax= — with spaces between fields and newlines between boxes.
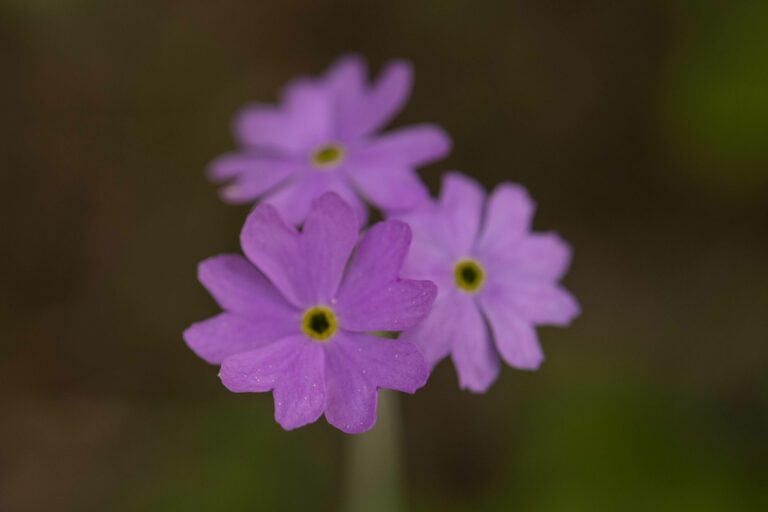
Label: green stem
xmin=343 ymin=391 xmax=403 ymax=512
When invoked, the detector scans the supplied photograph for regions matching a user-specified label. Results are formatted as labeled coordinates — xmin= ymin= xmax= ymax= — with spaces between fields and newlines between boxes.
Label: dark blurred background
xmin=2 ymin=0 xmax=767 ymax=510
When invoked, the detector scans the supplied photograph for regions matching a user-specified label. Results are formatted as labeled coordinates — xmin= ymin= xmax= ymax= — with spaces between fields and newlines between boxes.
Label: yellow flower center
xmin=310 ymin=143 xmax=345 ymax=169
xmin=301 ymin=306 xmax=337 ymax=341
xmin=454 ymin=259 xmax=485 ymax=293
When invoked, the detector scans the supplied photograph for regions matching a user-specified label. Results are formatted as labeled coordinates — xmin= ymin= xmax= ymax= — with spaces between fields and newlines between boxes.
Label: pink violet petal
xmin=476 ymin=183 xmax=535 ymax=255
xmin=208 ymin=155 xmax=303 ymax=204
xmin=240 ymin=203 xmax=310 ymax=308
xmin=352 ymin=59 xmax=413 ymax=137
xmin=478 ymin=292 xmax=544 ymax=370
xmin=219 ymin=335 xmax=305 ymax=392
xmin=323 ymin=337 xmax=378 ymax=434
xmin=272 ymin=341 xmax=326 ymax=430
xmin=207 ymin=153 xmax=301 ymax=182
xmin=400 ymin=293 xmax=459 ymax=368
xmin=399 ymin=233 xmax=454 ymax=293
xmin=260 ymin=171 xmax=367 ymax=227
xmin=281 ymin=81 xmax=334 ymax=145
xmin=233 ymin=104 xmax=310 ymax=156
xmin=448 ymin=293 xmax=500 ymax=393
xmin=336 ymin=220 xmax=437 ymax=332
xmin=335 ymin=331 xmax=428 ymax=393
xmin=347 ymin=163 xmax=429 ymax=214
xmin=321 ymin=175 xmax=369 ymax=227
xmin=439 ymin=172 xmax=486 ymax=256
xmin=219 ymin=335 xmax=326 ymax=431
xmin=354 ymin=124 xmax=451 ymax=167
xmin=300 ymin=192 xmax=359 ymax=303
xmin=260 ymin=172 xmax=327 ymax=227
xmin=184 ymin=312 xmax=295 ymax=365
xmin=482 ymin=279 xmax=580 ymax=326
xmin=233 ymin=83 xmax=333 ymax=156
xmin=338 ymin=220 xmax=411 ymax=292
xmin=197 ymin=254 xmax=298 ymax=317
xmin=486 ymin=232 xmax=573 ymax=282
xmin=322 ymin=54 xmax=368 ymax=139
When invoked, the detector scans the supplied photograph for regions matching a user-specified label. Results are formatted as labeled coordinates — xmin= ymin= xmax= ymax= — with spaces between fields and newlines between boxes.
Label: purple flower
xmin=209 ymin=55 xmax=452 ymax=226
xmin=396 ymin=173 xmax=580 ymax=392
xmin=183 ymin=192 xmax=436 ymax=433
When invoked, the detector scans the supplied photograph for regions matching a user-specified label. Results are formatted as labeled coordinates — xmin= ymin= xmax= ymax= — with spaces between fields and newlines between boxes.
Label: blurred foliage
xmin=662 ymin=0 xmax=768 ymax=195
xmin=1 ymin=1 xmax=767 ymax=511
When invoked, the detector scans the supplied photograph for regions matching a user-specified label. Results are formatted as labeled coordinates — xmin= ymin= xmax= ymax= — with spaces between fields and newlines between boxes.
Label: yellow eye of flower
xmin=311 ymin=144 xmax=345 ymax=168
xmin=454 ymin=259 xmax=485 ymax=293
xmin=301 ymin=306 xmax=337 ymax=341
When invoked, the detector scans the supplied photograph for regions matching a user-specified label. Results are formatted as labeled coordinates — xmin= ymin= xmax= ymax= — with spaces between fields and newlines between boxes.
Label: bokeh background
xmin=2 ymin=0 xmax=767 ymax=510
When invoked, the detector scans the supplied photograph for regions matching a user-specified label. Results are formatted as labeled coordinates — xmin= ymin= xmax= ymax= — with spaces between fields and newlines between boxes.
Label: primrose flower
xmin=397 ymin=173 xmax=580 ymax=392
xmin=209 ymin=54 xmax=451 ymax=225
xmin=184 ymin=192 xmax=436 ymax=433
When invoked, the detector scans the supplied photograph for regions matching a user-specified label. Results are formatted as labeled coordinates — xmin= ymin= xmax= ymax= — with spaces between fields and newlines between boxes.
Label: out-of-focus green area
xmin=1 ymin=0 xmax=766 ymax=511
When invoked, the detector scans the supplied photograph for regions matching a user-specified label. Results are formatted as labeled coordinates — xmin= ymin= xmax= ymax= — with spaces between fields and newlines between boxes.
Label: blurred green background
xmin=2 ymin=0 xmax=767 ymax=510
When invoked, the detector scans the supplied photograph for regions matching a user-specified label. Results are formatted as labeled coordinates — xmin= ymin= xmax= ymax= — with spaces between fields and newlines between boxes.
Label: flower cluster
xmin=185 ymin=55 xmax=579 ymax=433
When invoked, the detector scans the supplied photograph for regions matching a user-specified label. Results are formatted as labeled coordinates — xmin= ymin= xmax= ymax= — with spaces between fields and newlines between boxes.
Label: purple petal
xmin=323 ymin=339 xmax=377 ymax=433
xmin=478 ymin=293 xmax=544 ymax=370
xmin=219 ymin=335 xmax=305 ymax=392
xmin=400 ymin=234 xmax=454 ymax=292
xmin=488 ymin=183 xmax=535 ymax=231
xmin=240 ymin=203 xmax=309 ymax=307
xmin=482 ymin=233 xmax=573 ymax=282
xmin=322 ymin=54 xmax=368 ymax=139
xmin=336 ymin=332 xmax=428 ymax=393
xmin=184 ymin=312 xmax=294 ymax=365
xmin=439 ymin=172 xmax=486 ymax=255
xmin=449 ymin=295 xmax=500 ymax=393
xmin=219 ymin=336 xmax=326 ymax=431
xmin=336 ymin=221 xmax=437 ymax=332
xmin=395 ymin=202 xmax=457 ymax=266
xmin=300 ymin=192 xmax=359 ymax=302
xmin=337 ymin=278 xmax=437 ymax=333
xmin=260 ymin=172 xmax=367 ymax=226
xmin=260 ymin=172 xmax=326 ymax=226
xmin=354 ymin=59 xmax=413 ymax=136
xmin=485 ymin=281 xmax=580 ymax=326
xmin=234 ymin=84 xmax=332 ymax=155
xmin=321 ymin=175 xmax=369 ymax=227
xmin=324 ymin=54 xmax=367 ymax=94
xmin=282 ymin=82 xmax=334 ymax=145
xmin=197 ymin=254 xmax=298 ymax=317
xmin=273 ymin=341 xmax=326 ymax=430
xmin=399 ymin=294 xmax=456 ymax=367
xmin=354 ymin=124 xmax=451 ymax=167
xmin=476 ymin=183 xmax=535 ymax=256
xmin=208 ymin=154 xmax=302 ymax=203
xmin=207 ymin=153 xmax=301 ymax=182
xmin=339 ymin=220 xmax=410 ymax=288
xmin=348 ymin=164 xmax=429 ymax=213
xmin=233 ymin=104 xmax=308 ymax=156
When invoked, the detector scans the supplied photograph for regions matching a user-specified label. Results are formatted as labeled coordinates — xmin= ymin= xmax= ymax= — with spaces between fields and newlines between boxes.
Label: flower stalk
xmin=344 ymin=391 xmax=403 ymax=512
